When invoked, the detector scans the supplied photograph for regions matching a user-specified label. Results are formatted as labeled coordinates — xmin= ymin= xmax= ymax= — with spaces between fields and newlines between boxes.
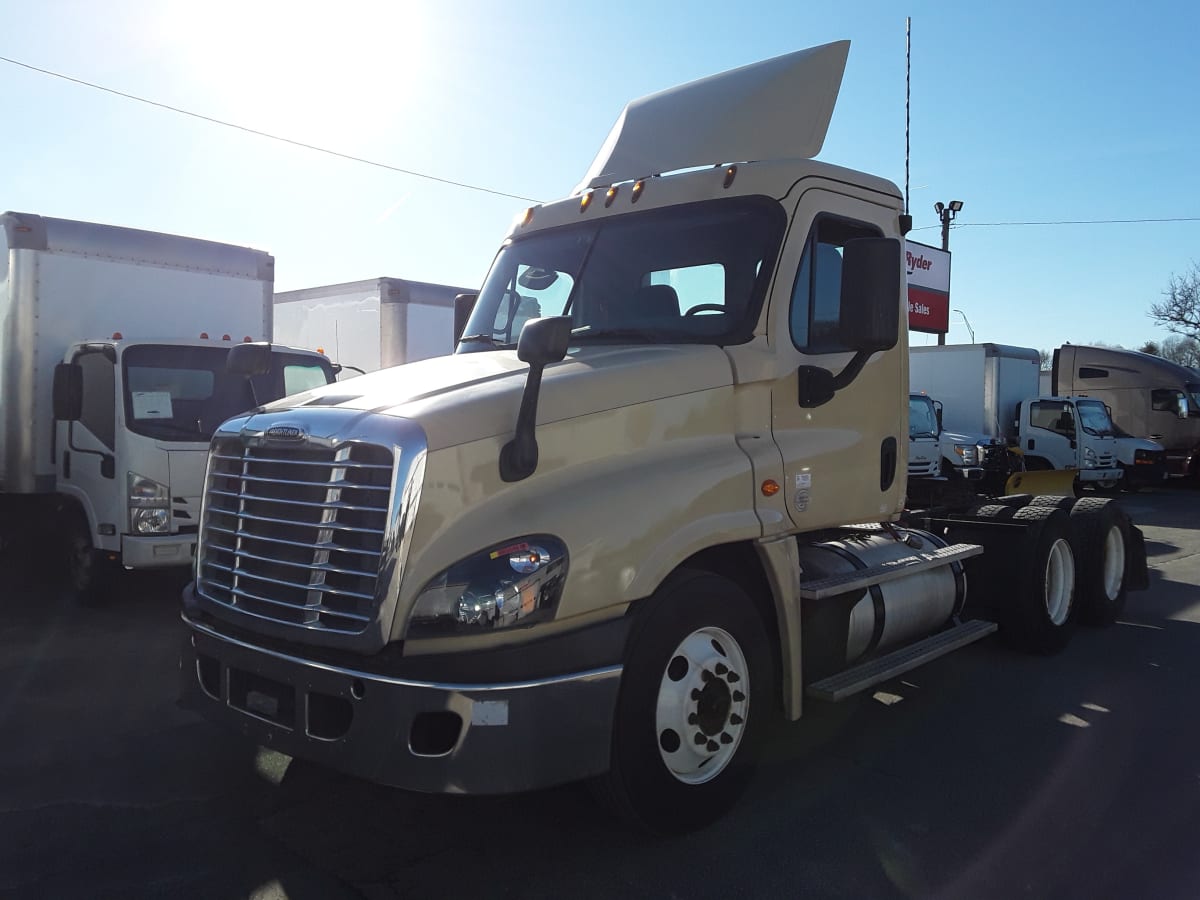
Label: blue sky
xmin=2 ymin=0 xmax=1197 ymax=353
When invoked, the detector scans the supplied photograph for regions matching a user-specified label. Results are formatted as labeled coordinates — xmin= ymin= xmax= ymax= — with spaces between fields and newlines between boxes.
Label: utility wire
xmin=0 ymin=53 xmax=544 ymax=204
xmin=912 ymin=216 xmax=1200 ymax=232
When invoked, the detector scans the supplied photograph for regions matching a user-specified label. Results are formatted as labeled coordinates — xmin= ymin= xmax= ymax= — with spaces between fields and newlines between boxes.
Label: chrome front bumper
xmin=180 ymin=611 xmax=622 ymax=795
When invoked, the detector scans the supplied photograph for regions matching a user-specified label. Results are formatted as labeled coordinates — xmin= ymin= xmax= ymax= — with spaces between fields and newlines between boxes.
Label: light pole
xmin=934 ymin=200 xmax=963 ymax=345
xmin=954 ymin=308 xmax=975 ymax=343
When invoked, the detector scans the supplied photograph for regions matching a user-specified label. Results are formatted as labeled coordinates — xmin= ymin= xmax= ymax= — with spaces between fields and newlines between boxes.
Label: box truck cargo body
xmin=0 ymin=211 xmax=334 ymax=603
xmin=273 ymin=277 xmax=473 ymax=375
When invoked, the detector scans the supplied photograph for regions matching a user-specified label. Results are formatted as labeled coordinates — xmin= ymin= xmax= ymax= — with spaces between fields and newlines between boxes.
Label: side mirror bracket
xmin=499 ymin=317 xmax=572 ymax=482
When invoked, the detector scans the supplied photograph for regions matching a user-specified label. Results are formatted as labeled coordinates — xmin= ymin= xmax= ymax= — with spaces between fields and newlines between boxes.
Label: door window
xmin=789 ymin=216 xmax=882 ymax=353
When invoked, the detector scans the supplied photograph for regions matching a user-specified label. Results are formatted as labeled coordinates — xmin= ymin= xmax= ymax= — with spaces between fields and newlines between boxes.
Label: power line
xmin=0 ymin=53 xmax=544 ymax=204
xmin=912 ymin=216 xmax=1200 ymax=232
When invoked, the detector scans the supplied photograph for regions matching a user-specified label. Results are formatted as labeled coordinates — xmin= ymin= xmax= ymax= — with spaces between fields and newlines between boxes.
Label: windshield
xmin=908 ymin=395 xmax=939 ymax=437
xmin=458 ymin=197 xmax=785 ymax=351
xmin=1075 ymin=399 xmax=1116 ymax=436
xmin=122 ymin=345 xmax=334 ymax=442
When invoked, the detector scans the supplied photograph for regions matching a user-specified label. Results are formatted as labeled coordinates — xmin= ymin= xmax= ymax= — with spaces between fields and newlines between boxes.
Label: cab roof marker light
xmin=243 ymin=336 xmax=252 ymax=342
xmin=605 ymin=186 xmax=618 ymax=207
xmin=199 ymin=332 xmax=209 ymax=339
xmin=580 ymin=190 xmax=595 ymax=213
xmin=221 ymin=334 xmax=231 ymax=341
xmin=112 ymin=331 xmax=123 ymax=340
xmin=723 ymin=165 xmax=738 ymax=188
xmin=631 ymin=180 xmax=645 ymax=203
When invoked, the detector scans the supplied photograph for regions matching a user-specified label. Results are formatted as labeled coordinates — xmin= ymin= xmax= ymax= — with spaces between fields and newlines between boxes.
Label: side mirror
xmin=453 ymin=293 xmax=478 ymax=346
xmin=53 ymin=363 xmax=83 ymax=421
xmin=227 ymin=341 xmax=273 ymax=376
xmin=838 ymin=237 xmax=901 ymax=353
xmin=1177 ymin=395 xmax=1189 ymax=420
xmin=934 ymin=400 xmax=944 ymax=432
xmin=500 ymin=316 xmax=573 ymax=482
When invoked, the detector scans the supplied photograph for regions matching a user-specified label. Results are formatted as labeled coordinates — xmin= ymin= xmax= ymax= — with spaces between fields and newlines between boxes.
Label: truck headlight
xmin=953 ymin=444 xmax=978 ymax=466
xmin=408 ymin=536 xmax=567 ymax=638
xmin=128 ymin=472 xmax=170 ymax=534
xmin=1083 ymin=447 xmax=1097 ymax=468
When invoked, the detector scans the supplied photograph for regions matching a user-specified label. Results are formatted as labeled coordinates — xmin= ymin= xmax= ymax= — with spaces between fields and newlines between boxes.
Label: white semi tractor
xmin=180 ymin=44 xmax=1148 ymax=832
xmin=0 ymin=211 xmax=336 ymax=603
xmin=273 ymin=277 xmax=474 ymax=377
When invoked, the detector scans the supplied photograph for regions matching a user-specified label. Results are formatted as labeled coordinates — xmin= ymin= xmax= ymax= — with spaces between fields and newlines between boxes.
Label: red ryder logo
xmin=906 ymin=251 xmax=934 ymax=273
xmin=904 ymin=240 xmax=951 ymax=334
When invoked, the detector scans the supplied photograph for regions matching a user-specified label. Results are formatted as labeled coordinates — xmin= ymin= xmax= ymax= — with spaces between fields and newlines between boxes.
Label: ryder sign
xmin=905 ymin=240 xmax=950 ymax=334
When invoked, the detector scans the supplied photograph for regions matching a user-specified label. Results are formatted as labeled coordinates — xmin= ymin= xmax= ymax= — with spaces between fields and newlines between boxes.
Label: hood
xmin=264 ymin=345 xmax=735 ymax=450
xmin=1113 ymin=436 xmax=1164 ymax=452
xmin=941 ymin=429 xmax=994 ymax=446
xmin=577 ymin=41 xmax=850 ymax=192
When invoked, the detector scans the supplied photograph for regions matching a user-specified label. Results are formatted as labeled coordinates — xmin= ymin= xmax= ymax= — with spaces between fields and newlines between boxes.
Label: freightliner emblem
xmin=264 ymin=424 xmax=306 ymax=443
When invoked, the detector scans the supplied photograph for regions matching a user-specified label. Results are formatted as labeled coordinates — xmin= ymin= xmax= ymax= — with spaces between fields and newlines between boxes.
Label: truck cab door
xmin=766 ymin=187 xmax=906 ymax=530
xmin=57 ymin=349 xmax=121 ymax=550
xmin=1022 ymin=399 xmax=1077 ymax=469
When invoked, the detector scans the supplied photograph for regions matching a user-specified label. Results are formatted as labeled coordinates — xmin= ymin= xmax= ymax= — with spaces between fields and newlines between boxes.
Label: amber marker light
xmin=761 ymin=479 xmax=780 ymax=497
xmin=631 ymin=180 xmax=645 ymax=203
xmin=580 ymin=190 xmax=595 ymax=212
xmin=723 ymin=165 xmax=738 ymax=188
xmin=605 ymin=186 xmax=618 ymax=207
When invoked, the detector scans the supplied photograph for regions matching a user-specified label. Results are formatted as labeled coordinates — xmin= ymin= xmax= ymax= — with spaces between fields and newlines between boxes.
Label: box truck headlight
xmin=1083 ymin=447 xmax=1097 ymax=469
xmin=128 ymin=473 xmax=170 ymax=534
xmin=953 ymin=444 xmax=979 ymax=466
xmin=407 ymin=536 xmax=567 ymax=638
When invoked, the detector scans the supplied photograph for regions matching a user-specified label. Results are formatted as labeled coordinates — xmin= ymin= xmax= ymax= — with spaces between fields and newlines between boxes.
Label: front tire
xmin=593 ymin=570 xmax=773 ymax=834
xmin=63 ymin=515 xmax=119 ymax=606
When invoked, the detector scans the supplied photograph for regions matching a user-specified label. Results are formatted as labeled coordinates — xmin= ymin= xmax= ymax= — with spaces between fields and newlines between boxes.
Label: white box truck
xmin=0 ymin=211 xmax=336 ymax=603
xmin=910 ymin=343 xmax=1124 ymax=492
xmin=273 ymin=277 xmax=473 ymax=376
xmin=181 ymin=44 xmax=1149 ymax=833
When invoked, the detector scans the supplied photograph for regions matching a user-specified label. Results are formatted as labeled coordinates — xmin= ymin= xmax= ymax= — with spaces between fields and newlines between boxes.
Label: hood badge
xmin=264 ymin=423 xmax=307 ymax=443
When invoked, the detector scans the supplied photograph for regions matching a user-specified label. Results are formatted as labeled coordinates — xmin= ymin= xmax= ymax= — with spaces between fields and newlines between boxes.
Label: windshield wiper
xmin=459 ymin=333 xmax=501 ymax=346
xmin=570 ymin=327 xmax=677 ymax=344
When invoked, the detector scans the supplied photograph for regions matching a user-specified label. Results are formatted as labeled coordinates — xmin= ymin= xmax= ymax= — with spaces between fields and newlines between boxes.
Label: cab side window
xmin=77 ymin=351 xmax=115 ymax=449
xmin=1030 ymin=400 xmax=1074 ymax=436
xmin=789 ymin=216 xmax=882 ymax=353
xmin=1151 ymin=389 xmax=1179 ymax=412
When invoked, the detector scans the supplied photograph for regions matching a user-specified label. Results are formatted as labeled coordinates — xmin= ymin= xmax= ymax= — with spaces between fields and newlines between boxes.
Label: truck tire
xmin=1069 ymin=497 xmax=1130 ymax=626
xmin=63 ymin=515 xmax=119 ymax=607
xmin=1002 ymin=506 xmax=1078 ymax=653
xmin=593 ymin=569 xmax=773 ymax=834
xmin=1026 ymin=495 xmax=1078 ymax=511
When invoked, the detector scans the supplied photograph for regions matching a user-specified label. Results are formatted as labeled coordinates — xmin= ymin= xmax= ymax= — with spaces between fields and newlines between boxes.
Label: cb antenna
xmin=901 ymin=17 xmax=913 ymax=235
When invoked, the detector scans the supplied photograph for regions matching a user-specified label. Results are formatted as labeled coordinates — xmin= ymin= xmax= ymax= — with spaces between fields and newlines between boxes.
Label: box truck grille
xmin=197 ymin=438 xmax=394 ymax=634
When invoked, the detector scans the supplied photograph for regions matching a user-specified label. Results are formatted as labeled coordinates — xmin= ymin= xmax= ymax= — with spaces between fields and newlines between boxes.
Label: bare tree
xmin=1150 ymin=263 xmax=1200 ymax=338
xmin=1161 ymin=335 xmax=1200 ymax=368
xmin=1039 ymin=349 xmax=1051 ymax=370
xmin=1139 ymin=340 xmax=1160 ymax=355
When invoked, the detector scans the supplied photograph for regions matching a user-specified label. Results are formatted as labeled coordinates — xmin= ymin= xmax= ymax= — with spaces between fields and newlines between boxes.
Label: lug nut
xmin=687 ymin=712 xmax=698 ymax=725
xmin=732 ymin=691 xmax=745 ymax=703
xmin=730 ymin=713 xmax=744 ymax=726
xmin=715 ymin=663 xmax=728 ymax=675
xmin=694 ymin=732 xmax=707 ymax=745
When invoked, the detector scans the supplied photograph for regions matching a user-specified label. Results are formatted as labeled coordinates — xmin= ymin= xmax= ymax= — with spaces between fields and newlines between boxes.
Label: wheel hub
xmin=655 ymin=627 xmax=749 ymax=785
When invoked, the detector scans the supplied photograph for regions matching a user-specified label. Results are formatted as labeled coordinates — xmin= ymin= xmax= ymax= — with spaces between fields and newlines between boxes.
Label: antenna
xmin=334 ymin=319 xmax=341 ymax=364
xmin=905 ymin=16 xmax=911 ymax=217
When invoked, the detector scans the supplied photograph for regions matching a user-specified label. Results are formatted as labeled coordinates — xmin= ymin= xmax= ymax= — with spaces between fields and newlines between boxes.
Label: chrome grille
xmin=197 ymin=437 xmax=394 ymax=634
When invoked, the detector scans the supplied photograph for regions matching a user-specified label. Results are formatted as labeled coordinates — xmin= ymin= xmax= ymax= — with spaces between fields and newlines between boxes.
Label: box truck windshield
xmin=122 ymin=345 xmax=331 ymax=441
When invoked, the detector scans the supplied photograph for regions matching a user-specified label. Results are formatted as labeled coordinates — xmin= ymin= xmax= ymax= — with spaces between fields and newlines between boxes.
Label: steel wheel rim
xmin=1102 ymin=524 xmax=1126 ymax=601
xmin=655 ymin=626 xmax=749 ymax=785
xmin=1043 ymin=537 xmax=1074 ymax=625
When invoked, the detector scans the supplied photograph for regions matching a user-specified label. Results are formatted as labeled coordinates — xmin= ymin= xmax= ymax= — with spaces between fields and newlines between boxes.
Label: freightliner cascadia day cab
xmin=1052 ymin=343 xmax=1196 ymax=480
xmin=273 ymin=277 xmax=474 ymax=377
xmin=180 ymin=44 xmax=1148 ymax=832
xmin=0 ymin=211 xmax=336 ymax=603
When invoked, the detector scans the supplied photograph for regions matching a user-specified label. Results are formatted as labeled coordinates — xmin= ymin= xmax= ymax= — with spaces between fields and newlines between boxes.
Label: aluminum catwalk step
xmin=805 ymin=619 xmax=998 ymax=702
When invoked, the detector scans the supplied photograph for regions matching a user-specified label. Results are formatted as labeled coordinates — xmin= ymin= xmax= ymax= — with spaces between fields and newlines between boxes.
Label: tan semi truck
xmin=179 ymin=43 xmax=1147 ymax=832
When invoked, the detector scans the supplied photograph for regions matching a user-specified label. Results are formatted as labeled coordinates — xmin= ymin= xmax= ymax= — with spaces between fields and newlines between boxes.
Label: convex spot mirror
xmin=838 ymin=237 xmax=901 ymax=354
xmin=227 ymin=341 xmax=273 ymax=377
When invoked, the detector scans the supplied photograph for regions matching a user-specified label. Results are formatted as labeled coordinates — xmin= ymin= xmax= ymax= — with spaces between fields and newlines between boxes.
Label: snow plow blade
xmin=1004 ymin=469 xmax=1077 ymax=496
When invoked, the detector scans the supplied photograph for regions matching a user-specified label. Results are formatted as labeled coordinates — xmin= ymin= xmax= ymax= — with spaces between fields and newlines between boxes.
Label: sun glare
xmin=150 ymin=1 xmax=428 ymax=144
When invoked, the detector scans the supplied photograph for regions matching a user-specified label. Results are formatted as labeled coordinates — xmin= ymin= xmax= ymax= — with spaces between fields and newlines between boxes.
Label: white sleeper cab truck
xmin=273 ymin=277 xmax=474 ymax=377
xmin=0 ymin=211 xmax=336 ymax=603
xmin=180 ymin=45 xmax=1149 ymax=832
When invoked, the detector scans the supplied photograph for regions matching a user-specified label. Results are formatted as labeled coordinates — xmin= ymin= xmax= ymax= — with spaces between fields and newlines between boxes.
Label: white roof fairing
xmin=576 ymin=41 xmax=851 ymax=193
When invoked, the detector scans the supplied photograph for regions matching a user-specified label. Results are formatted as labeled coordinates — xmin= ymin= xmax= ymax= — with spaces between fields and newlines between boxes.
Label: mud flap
xmin=1126 ymin=524 xmax=1150 ymax=591
xmin=1004 ymin=469 xmax=1078 ymax=497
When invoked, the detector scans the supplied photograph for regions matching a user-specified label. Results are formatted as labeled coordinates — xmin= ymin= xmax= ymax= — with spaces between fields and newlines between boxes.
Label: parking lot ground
xmin=1 ymin=487 xmax=1198 ymax=899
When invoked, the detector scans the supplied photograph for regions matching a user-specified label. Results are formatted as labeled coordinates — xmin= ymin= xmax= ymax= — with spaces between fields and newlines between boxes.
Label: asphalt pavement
xmin=2 ymin=487 xmax=1198 ymax=899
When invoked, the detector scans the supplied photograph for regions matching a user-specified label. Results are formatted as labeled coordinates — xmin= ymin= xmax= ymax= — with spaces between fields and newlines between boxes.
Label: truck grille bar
xmin=197 ymin=438 xmax=394 ymax=634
